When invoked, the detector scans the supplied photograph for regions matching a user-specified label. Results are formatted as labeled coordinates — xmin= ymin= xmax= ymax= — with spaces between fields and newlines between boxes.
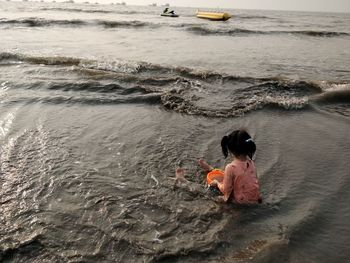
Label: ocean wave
xmin=0 ymin=52 xmax=82 ymax=66
xmin=0 ymin=17 xmax=87 ymax=27
xmin=40 ymin=7 xmax=114 ymax=13
xmin=2 ymin=52 xmax=348 ymax=117
xmin=1 ymin=17 xmax=348 ymax=38
xmin=234 ymin=14 xmax=277 ymax=20
xmin=40 ymin=7 xmax=144 ymax=15
xmin=16 ymin=94 xmax=162 ymax=106
xmin=170 ymin=23 xmax=207 ymax=28
xmin=186 ymin=26 xmax=259 ymax=36
xmin=160 ymin=85 xmax=312 ymax=118
xmin=0 ymin=17 xmax=153 ymax=28
xmin=96 ymin=20 xmax=153 ymax=28
xmin=186 ymin=26 xmax=350 ymax=37
xmin=290 ymin=30 xmax=350 ymax=37
xmin=311 ymin=88 xmax=350 ymax=104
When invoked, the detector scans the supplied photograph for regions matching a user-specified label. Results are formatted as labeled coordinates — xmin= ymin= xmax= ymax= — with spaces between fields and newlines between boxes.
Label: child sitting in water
xmin=176 ymin=129 xmax=262 ymax=204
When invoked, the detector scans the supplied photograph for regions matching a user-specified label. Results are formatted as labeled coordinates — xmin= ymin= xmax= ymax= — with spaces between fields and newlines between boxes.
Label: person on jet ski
xmin=163 ymin=7 xmax=174 ymax=14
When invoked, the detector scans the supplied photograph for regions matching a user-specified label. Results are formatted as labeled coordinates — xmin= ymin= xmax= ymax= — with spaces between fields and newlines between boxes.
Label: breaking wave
xmin=1 ymin=52 xmax=349 ymax=117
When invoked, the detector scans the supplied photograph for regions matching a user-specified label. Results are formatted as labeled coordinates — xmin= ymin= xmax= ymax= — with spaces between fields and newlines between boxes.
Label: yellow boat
xmin=196 ymin=11 xmax=231 ymax=21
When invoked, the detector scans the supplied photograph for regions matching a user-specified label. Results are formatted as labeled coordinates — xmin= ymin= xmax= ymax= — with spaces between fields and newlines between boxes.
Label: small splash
xmin=0 ymin=81 xmax=10 ymax=102
xmin=152 ymin=230 xmax=164 ymax=243
xmin=0 ymin=111 xmax=16 ymax=138
xmin=150 ymin=174 xmax=159 ymax=186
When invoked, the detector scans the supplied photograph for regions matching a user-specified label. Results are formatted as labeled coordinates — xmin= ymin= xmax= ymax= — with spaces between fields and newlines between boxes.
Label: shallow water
xmin=0 ymin=2 xmax=350 ymax=262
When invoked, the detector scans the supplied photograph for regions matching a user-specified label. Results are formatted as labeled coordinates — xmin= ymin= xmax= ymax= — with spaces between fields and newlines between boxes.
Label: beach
xmin=0 ymin=2 xmax=350 ymax=262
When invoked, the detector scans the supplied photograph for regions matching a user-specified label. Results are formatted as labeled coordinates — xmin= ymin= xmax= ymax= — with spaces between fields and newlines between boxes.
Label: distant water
xmin=0 ymin=2 xmax=350 ymax=262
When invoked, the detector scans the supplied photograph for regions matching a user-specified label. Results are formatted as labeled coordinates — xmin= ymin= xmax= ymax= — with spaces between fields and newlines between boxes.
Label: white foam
xmin=0 ymin=111 xmax=16 ymax=138
xmin=79 ymin=59 xmax=143 ymax=74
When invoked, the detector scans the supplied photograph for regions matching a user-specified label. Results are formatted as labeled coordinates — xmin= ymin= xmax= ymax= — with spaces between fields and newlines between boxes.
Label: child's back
xmin=228 ymin=158 xmax=261 ymax=204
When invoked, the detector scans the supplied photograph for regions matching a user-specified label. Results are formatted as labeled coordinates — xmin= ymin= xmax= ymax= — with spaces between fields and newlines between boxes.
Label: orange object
xmin=207 ymin=169 xmax=224 ymax=185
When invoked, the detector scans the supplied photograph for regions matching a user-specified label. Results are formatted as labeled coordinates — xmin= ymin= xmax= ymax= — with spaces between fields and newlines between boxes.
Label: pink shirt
xmin=219 ymin=158 xmax=262 ymax=204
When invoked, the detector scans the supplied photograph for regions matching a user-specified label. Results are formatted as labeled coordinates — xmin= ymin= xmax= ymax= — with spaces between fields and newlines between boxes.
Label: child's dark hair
xmin=221 ymin=129 xmax=256 ymax=159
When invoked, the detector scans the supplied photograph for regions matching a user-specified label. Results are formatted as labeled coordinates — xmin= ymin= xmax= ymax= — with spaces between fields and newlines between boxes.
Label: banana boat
xmin=196 ymin=11 xmax=231 ymax=21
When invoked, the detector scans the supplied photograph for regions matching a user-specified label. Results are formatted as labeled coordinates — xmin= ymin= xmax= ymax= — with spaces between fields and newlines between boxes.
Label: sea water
xmin=0 ymin=2 xmax=350 ymax=262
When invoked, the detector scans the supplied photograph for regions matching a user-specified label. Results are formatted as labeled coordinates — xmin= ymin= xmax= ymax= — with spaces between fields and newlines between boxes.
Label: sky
xmin=109 ymin=0 xmax=350 ymax=13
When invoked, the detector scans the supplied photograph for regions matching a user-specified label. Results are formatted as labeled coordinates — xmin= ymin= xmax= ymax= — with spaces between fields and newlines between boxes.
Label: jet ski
xmin=161 ymin=8 xmax=179 ymax=17
xmin=161 ymin=12 xmax=179 ymax=17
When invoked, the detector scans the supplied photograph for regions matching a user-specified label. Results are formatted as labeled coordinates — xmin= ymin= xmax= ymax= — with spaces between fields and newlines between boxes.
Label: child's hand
xmin=210 ymin=179 xmax=219 ymax=187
